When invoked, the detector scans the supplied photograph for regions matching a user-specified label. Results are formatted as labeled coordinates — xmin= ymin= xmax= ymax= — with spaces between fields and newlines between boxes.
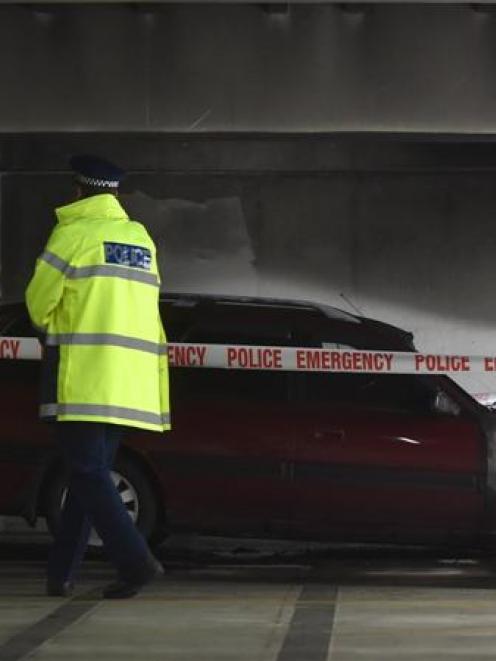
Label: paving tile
xmin=330 ymin=586 xmax=496 ymax=661
xmin=31 ymin=580 xmax=299 ymax=661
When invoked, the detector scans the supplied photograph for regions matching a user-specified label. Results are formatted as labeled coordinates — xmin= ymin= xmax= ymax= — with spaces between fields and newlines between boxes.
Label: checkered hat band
xmin=77 ymin=174 xmax=119 ymax=188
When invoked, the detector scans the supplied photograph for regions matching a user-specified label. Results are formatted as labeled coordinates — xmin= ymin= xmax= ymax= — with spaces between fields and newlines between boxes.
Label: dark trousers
xmin=47 ymin=422 xmax=152 ymax=584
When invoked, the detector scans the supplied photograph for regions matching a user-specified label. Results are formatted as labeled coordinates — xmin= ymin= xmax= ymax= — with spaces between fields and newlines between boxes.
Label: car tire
xmin=45 ymin=453 xmax=158 ymax=547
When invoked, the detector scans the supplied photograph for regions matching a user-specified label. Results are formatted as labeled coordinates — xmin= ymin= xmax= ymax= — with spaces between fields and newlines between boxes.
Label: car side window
xmin=170 ymin=368 xmax=288 ymax=404
xmin=353 ymin=374 xmax=435 ymax=414
xmin=171 ymin=322 xmax=292 ymax=405
xmin=181 ymin=325 xmax=297 ymax=347
xmin=2 ymin=311 xmax=35 ymax=337
xmin=304 ymin=373 xmax=435 ymax=415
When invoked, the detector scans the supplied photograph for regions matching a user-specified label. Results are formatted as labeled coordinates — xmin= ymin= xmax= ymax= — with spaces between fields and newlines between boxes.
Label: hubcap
xmin=60 ymin=470 xmax=140 ymax=547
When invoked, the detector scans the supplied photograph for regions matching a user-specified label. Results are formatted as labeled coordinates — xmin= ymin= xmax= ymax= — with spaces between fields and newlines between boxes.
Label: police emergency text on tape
xmin=5 ymin=337 xmax=496 ymax=375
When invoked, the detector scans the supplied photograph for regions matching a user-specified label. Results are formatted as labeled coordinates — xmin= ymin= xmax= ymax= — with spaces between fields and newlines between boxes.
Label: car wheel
xmin=45 ymin=454 xmax=158 ymax=547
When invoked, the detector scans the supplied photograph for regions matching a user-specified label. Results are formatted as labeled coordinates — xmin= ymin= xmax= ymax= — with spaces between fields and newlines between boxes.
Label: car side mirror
xmin=432 ymin=391 xmax=461 ymax=417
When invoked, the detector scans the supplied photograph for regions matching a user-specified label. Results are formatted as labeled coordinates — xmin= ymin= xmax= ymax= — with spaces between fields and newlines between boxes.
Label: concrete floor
xmin=1 ymin=532 xmax=496 ymax=661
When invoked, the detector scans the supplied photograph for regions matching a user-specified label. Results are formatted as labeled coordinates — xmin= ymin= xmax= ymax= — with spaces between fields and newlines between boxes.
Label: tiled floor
xmin=1 ymin=537 xmax=496 ymax=661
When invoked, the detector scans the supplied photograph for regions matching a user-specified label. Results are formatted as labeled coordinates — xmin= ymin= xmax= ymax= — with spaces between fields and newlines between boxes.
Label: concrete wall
xmin=120 ymin=171 xmax=496 ymax=396
xmin=3 ymin=134 xmax=496 ymax=396
xmin=1 ymin=4 xmax=496 ymax=133
xmin=2 ymin=0 xmax=496 ymax=396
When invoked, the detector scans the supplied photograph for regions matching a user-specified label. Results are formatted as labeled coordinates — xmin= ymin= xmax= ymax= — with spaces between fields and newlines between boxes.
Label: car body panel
xmin=288 ymin=400 xmax=484 ymax=540
xmin=145 ymin=394 xmax=294 ymax=536
xmin=0 ymin=295 xmax=493 ymax=546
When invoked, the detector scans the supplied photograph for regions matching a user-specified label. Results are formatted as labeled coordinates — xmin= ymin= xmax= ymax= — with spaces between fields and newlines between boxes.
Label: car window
xmin=1 ymin=309 xmax=34 ymax=337
xmin=169 ymin=310 xmax=293 ymax=405
xmin=170 ymin=368 xmax=289 ymax=404
xmin=303 ymin=373 xmax=435 ymax=415
xmin=183 ymin=325 xmax=298 ymax=347
xmin=354 ymin=374 xmax=436 ymax=414
xmin=0 ymin=308 xmax=15 ymax=334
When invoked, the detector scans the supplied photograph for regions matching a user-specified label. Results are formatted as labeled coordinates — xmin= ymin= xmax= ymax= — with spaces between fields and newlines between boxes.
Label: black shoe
xmin=46 ymin=579 xmax=74 ymax=597
xmin=103 ymin=559 xmax=164 ymax=600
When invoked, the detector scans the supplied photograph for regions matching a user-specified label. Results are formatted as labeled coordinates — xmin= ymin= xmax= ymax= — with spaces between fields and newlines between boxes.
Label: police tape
xmin=2 ymin=336 xmax=496 ymax=375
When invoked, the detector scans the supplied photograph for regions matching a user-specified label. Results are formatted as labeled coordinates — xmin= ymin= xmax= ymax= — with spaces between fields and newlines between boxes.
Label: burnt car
xmin=0 ymin=293 xmax=494 ymax=548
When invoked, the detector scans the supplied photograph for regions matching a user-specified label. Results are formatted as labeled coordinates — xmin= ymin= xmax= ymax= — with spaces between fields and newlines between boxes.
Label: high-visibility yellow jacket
xmin=25 ymin=194 xmax=170 ymax=433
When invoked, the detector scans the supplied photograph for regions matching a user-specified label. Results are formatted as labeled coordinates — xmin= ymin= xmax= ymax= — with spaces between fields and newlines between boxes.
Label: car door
xmin=289 ymin=371 xmax=485 ymax=542
xmin=0 ymin=309 xmax=54 ymax=512
xmin=153 ymin=319 xmax=295 ymax=537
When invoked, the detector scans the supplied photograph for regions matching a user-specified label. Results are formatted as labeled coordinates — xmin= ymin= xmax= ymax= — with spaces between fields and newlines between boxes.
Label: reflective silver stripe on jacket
xmin=41 ymin=251 xmax=68 ymax=273
xmin=40 ymin=403 xmax=170 ymax=426
xmin=40 ymin=251 xmax=159 ymax=287
xmin=46 ymin=333 xmax=168 ymax=356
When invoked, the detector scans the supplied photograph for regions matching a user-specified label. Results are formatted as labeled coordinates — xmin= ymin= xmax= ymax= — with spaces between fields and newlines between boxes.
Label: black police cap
xmin=70 ymin=154 xmax=125 ymax=190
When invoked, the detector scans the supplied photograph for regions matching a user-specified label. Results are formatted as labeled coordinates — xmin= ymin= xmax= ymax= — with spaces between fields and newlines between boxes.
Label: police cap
xmin=70 ymin=154 xmax=125 ymax=190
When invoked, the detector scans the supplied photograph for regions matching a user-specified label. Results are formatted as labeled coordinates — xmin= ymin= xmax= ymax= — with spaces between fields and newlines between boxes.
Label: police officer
xmin=26 ymin=155 xmax=170 ymax=599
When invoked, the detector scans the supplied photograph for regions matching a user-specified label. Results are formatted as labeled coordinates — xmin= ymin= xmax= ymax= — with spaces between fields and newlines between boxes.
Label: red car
xmin=0 ymin=293 xmax=492 ymax=547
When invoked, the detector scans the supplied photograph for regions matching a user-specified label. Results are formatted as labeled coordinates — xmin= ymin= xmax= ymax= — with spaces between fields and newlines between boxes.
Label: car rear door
xmin=154 ymin=309 xmax=296 ymax=537
xmin=0 ymin=307 xmax=53 ymax=512
xmin=289 ymin=371 xmax=485 ymax=542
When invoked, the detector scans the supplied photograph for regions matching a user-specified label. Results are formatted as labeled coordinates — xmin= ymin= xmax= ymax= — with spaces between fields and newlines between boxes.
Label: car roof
xmin=160 ymin=293 xmax=414 ymax=350
xmin=160 ymin=292 xmax=361 ymax=323
xmin=0 ymin=292 xmax=415 ymax=350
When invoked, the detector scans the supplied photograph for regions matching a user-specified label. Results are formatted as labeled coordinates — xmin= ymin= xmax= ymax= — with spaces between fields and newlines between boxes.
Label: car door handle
xmin=313 ymin=429 xmax=345 ymax=442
